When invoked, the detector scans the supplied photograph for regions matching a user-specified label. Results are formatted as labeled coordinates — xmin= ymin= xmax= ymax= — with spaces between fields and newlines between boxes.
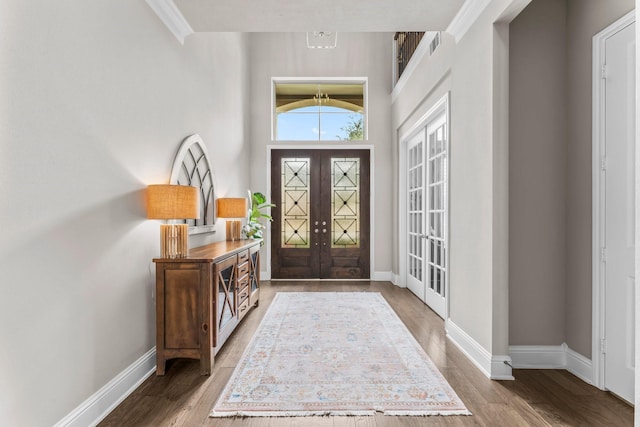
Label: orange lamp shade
xmin=146 ymin=185 xmax=200 ymax=220
xmin=217 ymin=198 xmax=248 ymax=219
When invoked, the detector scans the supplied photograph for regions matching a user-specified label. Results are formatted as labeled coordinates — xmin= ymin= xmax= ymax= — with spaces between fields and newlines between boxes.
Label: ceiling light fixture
xmin=306 ymin=32 xmax=338 ymax=49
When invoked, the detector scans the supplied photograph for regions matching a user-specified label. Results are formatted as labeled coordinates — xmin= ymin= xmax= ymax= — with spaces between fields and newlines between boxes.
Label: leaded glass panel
xmin=332 ymin=158 xmax=360 ymax=248
xmin=281 ymin=158 xmax=310 ymax=248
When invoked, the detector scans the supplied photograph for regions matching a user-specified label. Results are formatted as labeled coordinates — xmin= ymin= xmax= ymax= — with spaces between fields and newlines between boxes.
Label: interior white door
xmin=405 ymin=110 xmax=448 ymax=319
xmin=603 ymin=20 xmax=635 ymax=404
xmin=424 ymin=114 xmax=447 ymax=319
xmin=407 ymin=131 xmax=426 ymax=302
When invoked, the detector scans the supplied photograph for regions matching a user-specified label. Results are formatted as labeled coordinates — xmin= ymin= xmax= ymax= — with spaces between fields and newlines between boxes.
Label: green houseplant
xmin=243 ymin=191 xmax=275 ymax=241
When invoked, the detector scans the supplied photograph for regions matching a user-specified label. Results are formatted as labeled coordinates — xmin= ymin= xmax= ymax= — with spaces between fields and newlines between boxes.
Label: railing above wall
xmin=393 ymin=32 xmax=426 ymax=83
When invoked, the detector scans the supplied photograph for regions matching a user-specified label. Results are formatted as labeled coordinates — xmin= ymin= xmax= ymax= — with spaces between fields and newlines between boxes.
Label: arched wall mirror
xmin=170 ymin=134 xmax=216 ymax=234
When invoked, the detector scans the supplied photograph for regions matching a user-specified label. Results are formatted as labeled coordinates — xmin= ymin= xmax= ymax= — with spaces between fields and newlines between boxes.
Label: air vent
xmin=430 ymin=32 xmax=441 ymax=55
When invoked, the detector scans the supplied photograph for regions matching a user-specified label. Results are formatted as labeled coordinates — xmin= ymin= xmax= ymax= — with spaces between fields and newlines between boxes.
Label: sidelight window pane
xmin=282 ymin=158 xmax=311 ymax=248
xmin=332 ymin=158 xmax=360 ymax=248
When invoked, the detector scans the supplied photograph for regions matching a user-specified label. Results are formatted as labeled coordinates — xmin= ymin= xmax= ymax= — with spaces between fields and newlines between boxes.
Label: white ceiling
xmin=173 ymin=0 xmax=467 ymax=32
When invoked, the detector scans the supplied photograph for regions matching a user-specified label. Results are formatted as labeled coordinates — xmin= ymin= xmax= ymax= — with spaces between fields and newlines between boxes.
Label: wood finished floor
xmin=100 ymin=281 xmax=633 ymax=426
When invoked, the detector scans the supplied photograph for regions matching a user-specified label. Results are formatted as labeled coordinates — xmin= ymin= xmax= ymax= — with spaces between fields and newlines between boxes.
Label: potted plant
xmin=243 ymin=191 xmax=275 ymax=242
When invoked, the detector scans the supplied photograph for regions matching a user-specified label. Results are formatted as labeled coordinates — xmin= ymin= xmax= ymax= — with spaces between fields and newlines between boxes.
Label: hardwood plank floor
xmin=99 ymin=281 xmax=633 ymax=426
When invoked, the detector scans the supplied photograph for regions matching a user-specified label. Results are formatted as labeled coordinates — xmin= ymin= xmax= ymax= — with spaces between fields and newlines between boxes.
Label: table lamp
xmin=217 ymin=197 xmax=247 ymax=241
xmin=147 ymin=184 xmax=200 ymax=258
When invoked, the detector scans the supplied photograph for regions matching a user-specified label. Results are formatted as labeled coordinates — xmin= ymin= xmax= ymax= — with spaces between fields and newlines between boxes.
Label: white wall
xmin=392 ymin=0 xmax=527 ymax=366
xmin=248 ymin=32 xmax=393 ymax=278
xmin=0 ymin=2 xmax=250 ymax=425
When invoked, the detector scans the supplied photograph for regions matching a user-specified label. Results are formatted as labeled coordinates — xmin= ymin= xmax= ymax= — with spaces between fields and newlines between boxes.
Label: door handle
xmin=322 ymin=228 xmax=327 ymax=233
xmin=314 ymin=228 xmax=319 ymax=233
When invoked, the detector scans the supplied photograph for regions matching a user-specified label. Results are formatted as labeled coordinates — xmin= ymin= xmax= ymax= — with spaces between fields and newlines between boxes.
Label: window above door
xmin=272 ymin=79 xmax=367 ymax=141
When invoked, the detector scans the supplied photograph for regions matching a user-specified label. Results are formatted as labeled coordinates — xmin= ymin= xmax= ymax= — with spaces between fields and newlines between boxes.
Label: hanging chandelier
xmin=313 ymin=86 xmax=329 ymax=105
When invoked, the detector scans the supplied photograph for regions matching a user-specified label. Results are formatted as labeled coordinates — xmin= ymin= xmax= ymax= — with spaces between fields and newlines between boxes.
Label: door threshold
xmin=270 ymin=278 xmax=372 ymax=282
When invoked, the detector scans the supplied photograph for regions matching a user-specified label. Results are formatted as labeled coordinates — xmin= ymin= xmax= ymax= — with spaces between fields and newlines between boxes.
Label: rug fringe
xmin=210 ymin=409 xmax=473 ymax=418
xmin=210 ymin=410 xmax=377 ymax=417
xmin=383 ymin=410 xmax=473 ymax=416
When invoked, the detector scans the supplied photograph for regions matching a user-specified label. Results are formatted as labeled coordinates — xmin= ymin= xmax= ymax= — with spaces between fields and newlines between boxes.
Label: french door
xmin=406 ymin=111 xmax=448 ymax=318
xmin=271 ymin=149 xmax=370 ymax=279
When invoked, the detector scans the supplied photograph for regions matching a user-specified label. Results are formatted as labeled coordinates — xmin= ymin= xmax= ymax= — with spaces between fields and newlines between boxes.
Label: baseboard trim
xmin=491 ymin=355 xmax=515 ymax=380
xmin=445 ymin=319 xmax=513 ymax=380
xmin=391 ymin=273 xmax=402 ymax=287
xmin=509 ymin=344 xmax=566 ymax=369
xmin=565 ymin=346 xmax=593 ymax=385
xmin=54 ymin=348 xmax=156 ymax=427
xmin=371 ymin=271 xmax=393 ymax=281
xmin=262 ymin=271 xmax=390 ymax=282
xmin=509 ymin=343 xmax=593 ymax=385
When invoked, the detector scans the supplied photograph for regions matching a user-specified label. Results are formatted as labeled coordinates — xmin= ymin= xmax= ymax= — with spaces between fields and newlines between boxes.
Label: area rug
xmin=210 ymin=292 xmax=470 ymax=417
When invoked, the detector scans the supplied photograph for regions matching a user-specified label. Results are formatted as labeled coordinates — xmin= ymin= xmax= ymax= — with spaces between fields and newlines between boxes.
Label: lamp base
xmin=225 ymin=220 xmax=242 ymax=241
xmin=160 ymin=223 xmax=189 ymax=258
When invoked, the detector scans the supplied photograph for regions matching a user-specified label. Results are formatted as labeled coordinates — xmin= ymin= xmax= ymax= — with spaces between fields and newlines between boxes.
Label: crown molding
xmin=445 ymin=0 xmax=491 ymax=43
xmin=146 ymin=0 xmax=194 ymax=44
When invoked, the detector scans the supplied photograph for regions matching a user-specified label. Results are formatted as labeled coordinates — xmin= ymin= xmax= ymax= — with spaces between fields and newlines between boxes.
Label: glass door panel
xmin=282 ymin=158 xmax=311 ymax=248
xmin=331 ymin=158 xmax=360 ymax=248
xmin=407 ymin=131 xmax=426 ymax=301
xmin=425 ymin=116 xmax=447 ymax=318
xmin=216 ymin=260 xmax=236 ymax=331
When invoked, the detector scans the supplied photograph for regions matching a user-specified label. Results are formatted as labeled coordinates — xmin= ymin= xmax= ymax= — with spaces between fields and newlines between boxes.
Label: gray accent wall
xmin=509 ymin=0 xmax=633 ymax=357
xmin=509 ymin=0 xmax=568 ymax=346
xmin=0 ymin=3 xmax=251 ymax=426
xmin=565 ymin=0 xmax=634 ymax=358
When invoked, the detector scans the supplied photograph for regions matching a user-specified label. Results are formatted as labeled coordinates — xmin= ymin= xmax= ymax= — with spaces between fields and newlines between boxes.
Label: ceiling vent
xmin=429 ymin=32 xmax=441 ymax=55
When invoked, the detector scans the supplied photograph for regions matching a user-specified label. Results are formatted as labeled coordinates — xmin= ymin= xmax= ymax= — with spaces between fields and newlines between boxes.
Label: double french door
xmin=406 ymin=111 xmax=448 ymax=318
xmin=271 ymin=149 xmax=370 ymax=279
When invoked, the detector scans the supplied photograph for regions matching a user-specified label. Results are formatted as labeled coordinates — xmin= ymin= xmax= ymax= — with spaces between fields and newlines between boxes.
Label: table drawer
xmin=238 ymin=249 xmax=249 ymax=264
xmin=238 ymin=298 xmax=250 ymax=320
xmin=238 ymin=261 xmax=249 ymax=278
xmin=238 ymin=272 xmax=249 ymax=289
xmin=238 ymin=285 xmax=249 ymax=304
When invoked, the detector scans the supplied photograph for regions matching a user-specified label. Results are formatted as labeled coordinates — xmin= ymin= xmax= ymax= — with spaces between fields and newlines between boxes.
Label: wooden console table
xmin=153 ymin=239 xmax=261 ymax=375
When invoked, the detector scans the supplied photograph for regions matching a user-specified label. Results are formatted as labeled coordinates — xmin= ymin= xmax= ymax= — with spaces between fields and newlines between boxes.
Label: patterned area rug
xmin=211 ymin=292 xmax=470 ymax=417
